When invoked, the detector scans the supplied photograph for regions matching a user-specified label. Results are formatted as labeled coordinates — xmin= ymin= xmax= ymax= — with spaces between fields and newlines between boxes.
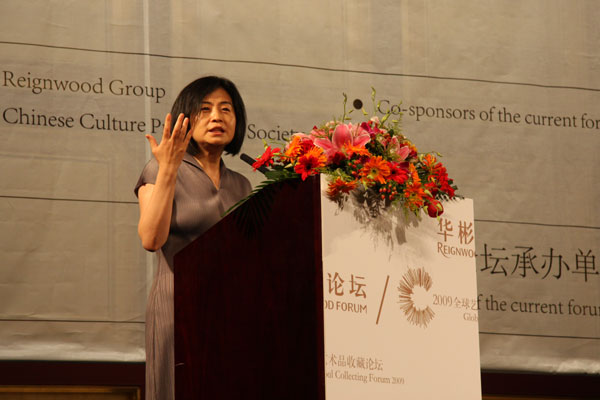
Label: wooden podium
xmin=174 ymin=177 xmax=325 ymax=399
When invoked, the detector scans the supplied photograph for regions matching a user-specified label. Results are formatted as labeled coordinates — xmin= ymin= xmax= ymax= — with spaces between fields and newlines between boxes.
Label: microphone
xmin=240 ymin=153 xmax=267 ymax=174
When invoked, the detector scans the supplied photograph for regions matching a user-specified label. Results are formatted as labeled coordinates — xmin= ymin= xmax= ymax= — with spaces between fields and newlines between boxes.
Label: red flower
xmin=426 ymin=198 xmax=444 ymax=217
xmin=360 ymin=120 xmax=384 ymax=136
xmin=294 ymin=147 xmax=327 ymax=180
xmin=388 ymin=162 xmax=408 ymax=185
xmin=330 ymin=151 xmax=346 ymax=165
xmin=327 ymin=177 xmax=357 ymax=200
xmin=252 ymin=146 xmax=280 ymax=171
xmin=424 ymin=181 xmax=439 ymax=197
xmin=430 ymin=163 xmax=455 ymax=198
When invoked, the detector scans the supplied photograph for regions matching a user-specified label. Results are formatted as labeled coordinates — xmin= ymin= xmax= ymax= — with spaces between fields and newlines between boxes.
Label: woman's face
xmin=190 ymin=87 xmax=236 ymax=151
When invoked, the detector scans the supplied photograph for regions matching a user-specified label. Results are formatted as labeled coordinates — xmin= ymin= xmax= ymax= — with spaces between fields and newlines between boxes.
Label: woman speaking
xmin=134 ymin=76 xmax=251 ymax=400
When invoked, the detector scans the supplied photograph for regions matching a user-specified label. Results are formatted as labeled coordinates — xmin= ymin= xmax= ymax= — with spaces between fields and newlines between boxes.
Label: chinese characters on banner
xmin=321 ymin=184 xmax=481 ymax=400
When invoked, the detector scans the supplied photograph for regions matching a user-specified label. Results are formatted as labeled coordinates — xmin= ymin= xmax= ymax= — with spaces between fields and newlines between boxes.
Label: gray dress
xmin=134 ymin=153 xmax=251 ymax=400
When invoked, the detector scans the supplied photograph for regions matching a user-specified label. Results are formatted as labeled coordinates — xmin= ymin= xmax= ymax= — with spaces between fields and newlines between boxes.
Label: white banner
xmin=322 ymin=190 xmax=480 ymax=399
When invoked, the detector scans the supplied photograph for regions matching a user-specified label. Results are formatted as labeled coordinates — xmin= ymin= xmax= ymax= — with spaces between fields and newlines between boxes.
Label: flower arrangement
xmin=251 ymin=90 xmax=458 ymax=218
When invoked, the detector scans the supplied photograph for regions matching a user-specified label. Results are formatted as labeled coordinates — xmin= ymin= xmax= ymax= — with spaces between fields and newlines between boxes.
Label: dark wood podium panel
xmin=174 ymin=177 xmax=325 ymax=399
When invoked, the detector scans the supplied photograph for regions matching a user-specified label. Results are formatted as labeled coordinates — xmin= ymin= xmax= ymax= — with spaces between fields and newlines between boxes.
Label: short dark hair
xmin=170 ymin=76 xmax=247 ymax=156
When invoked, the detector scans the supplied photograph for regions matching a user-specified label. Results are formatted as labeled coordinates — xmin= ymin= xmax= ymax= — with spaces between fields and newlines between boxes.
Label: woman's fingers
xmin=181 ymin=117 xmax=190 ymax=142
xmin=171 ymin=113 xmax=186 ymax=140
xmin=145 ymin=134 xmax=158 ymax=151
xmin=151 ymin=113 xmax=190 ymax=164
xmin=161 ymin=113 xmax=172 ymax=141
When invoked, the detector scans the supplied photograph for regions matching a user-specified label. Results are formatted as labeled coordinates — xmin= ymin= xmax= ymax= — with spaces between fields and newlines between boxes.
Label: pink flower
xmin=387 ymin=137 xmax=411 ymax=161
xmin=313 ymin=123 xmax=371 ymax=161
xmin=309 ymin=127 xmax=328 ymax=139
xmin=287 ymin=132 xmax=314 ymax=144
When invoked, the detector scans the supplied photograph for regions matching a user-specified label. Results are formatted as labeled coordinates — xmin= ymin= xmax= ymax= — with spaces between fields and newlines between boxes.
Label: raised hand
xmin=145 ymin=113 xmax=191 ymax=169
xmin=138 ymin=113 xmax=191 ymax=251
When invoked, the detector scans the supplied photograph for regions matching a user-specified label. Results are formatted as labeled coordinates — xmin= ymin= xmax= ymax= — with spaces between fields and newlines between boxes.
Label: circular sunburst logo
xmin=397 ymin=267 xmax=435 ymax=328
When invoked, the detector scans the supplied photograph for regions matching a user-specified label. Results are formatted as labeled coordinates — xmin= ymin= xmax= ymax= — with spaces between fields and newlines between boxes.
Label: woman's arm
xmin=137 ymin=113 xmax=191 ymax=251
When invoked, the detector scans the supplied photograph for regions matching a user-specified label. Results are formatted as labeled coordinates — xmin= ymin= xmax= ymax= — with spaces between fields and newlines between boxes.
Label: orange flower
xmin=408 ymin=163 xmax=421 ymax=184
xmin=283 ymin=134 xmax=315 ymax=162
xmin=421 ymin=154 xmax=437 ymax=170
xmin=404 ymin=164 xmax=425 ymax=210
xmin=404 ymin=180 xmax=426 ymax=211
xmin=360 ymin=156 xmax=391 ymax=185
xmin=294 ymin=147 xmax=327 ymax=180
xmin=343 ymin=142 xmax=371 ymax=158
xmin=282 ymin=135 xmax=303 ymax=162
xmin=327 ymin=177 xmax=357 ymax=200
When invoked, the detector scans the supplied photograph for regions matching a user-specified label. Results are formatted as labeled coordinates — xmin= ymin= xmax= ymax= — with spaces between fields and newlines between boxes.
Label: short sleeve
xmin=134 ymin=158 xmax=159 ymax=198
